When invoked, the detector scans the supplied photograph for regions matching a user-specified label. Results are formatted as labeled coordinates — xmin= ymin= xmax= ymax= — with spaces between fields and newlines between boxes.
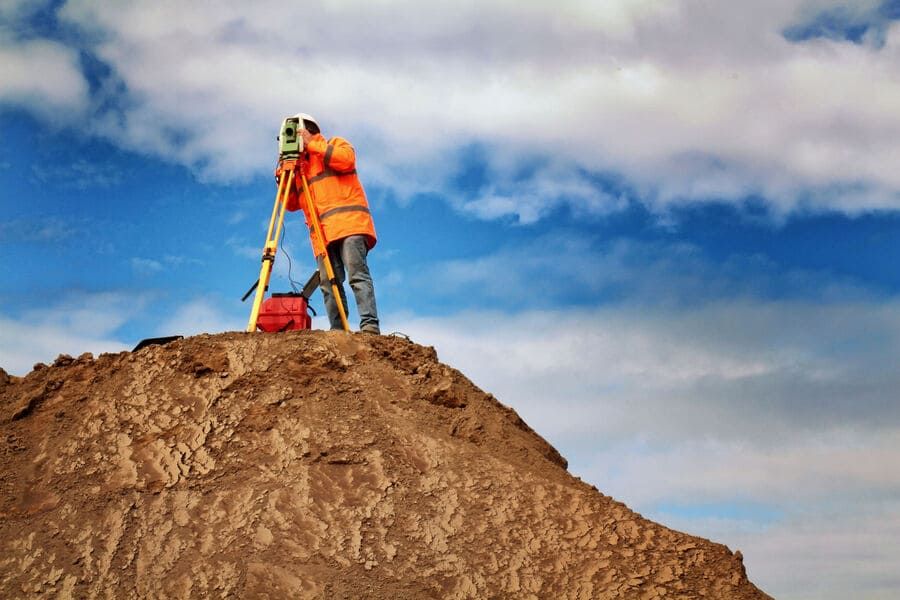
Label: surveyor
xmin=286 ymin=113 xmax=381 ymax=334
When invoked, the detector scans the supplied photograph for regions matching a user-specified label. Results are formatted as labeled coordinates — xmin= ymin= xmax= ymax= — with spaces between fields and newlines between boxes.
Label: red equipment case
xmin=256 ymin=293 xmax=312 ymax=332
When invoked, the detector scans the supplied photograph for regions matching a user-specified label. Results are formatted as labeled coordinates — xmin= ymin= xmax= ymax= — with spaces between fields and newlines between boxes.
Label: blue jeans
xmin=317 ymin=235 xmax=380 ymax=331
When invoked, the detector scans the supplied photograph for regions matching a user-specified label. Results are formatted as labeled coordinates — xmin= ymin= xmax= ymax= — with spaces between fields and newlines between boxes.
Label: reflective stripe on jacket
xmin=284 ymin=134 xmax=376 ymax=256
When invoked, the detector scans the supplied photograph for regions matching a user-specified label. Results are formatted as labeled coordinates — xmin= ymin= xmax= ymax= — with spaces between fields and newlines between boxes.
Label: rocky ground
xmin=0 ymin=330 xmax=772 ymax=599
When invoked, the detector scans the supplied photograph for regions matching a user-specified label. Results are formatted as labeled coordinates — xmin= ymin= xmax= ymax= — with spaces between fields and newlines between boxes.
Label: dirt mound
xmin=0 ymin=331 xmax=770 ymax=599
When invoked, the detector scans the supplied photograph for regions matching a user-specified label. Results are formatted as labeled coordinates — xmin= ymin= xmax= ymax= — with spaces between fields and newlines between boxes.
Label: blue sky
xmin=3 ymin=1 xmax=900 ymax=598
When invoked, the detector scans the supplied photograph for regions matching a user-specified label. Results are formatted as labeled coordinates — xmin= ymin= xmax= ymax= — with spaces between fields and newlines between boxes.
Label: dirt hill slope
xmin=0 ymin=331 xmax=771 ymax=599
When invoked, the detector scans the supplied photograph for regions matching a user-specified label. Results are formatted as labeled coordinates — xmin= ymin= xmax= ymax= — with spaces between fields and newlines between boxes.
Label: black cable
xmin=279 ymin=221 xmax=302 ymax=293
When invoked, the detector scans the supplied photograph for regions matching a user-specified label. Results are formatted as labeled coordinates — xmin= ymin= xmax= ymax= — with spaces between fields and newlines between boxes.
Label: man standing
xmin=286 ymin=113 xmax=381 ymax=334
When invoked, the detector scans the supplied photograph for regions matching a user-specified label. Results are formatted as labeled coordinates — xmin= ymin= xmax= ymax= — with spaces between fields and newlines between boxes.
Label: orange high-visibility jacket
xmin=284 ymin=134 xmax=376 ymax=256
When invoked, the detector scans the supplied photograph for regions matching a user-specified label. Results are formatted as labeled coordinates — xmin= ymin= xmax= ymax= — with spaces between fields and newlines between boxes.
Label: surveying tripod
xmin=244 ymin=118 xmax=350 ymax=333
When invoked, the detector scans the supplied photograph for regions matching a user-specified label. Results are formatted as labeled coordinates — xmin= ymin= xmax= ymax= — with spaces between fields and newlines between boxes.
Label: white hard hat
xmin=293 ymin=113 xmax=319 ymax=132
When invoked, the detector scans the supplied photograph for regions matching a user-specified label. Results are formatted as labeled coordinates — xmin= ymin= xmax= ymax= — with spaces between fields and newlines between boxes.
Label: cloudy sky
xmin=3 ymin=0 xmax=900 ymax=597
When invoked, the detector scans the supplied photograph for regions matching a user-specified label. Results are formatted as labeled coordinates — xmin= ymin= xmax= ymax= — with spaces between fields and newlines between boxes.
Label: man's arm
xmin=300 ymin=131 xmax=357 ymax=172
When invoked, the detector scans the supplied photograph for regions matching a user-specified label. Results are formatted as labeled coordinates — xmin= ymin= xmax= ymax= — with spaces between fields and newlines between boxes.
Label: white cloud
xmin=129 ymin=257 xmax=163 ymax=274
xmin=30 ymin=159 xmax=124 ymax=190
xmin=587 ymin=432 xmax=900 ymax=508
xmin=154 ymin=297 xmax=242 ymax=337
xmin=15 ymin=0 xmax=888 ymax=217
xmin=0 ymin=38 xmax=88 ymax=117
xmin=451 ymin=159 xmax=628 ymax=224
xmin=388 ymin=300 xmax=900 ymax=443
xmin=227 ymin=235 xmax=261 ymax=262
xmin=664 ymin=504 xmax=900 ymax=600
xmin=0 ymin=0 xmax=90 ymax=120
xmin=0 ymin=291 xmax=145 ymax=374
xmin=0 ymin=217 xmax=78 ymax=242
xmin=161 ymin=254 xmax=204 ymax=268
xmin=0 ymin=0 xmax=54 ymax=21
xmin=226 ymin=210 xmax=247 ymax=225
xmin=405 ymin=233 xmax=873 ymax=309
xmin=0 ymin=0 xmax=88 ymax=119
xmin=0 ymin=316 xmax=128 ymax=375
xmin=383 ymin=300 xmax=900 ymax=599
xmin=128 ymin=255 xmax=204 ymax=275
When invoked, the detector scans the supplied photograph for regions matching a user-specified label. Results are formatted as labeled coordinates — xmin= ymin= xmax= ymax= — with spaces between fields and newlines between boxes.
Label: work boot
xmin=360 ymin=324 xmax=381 ymax=335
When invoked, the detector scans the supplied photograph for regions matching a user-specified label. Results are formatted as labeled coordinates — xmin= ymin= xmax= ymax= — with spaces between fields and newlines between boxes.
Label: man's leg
xmin=317 ymin=240 xmax=349 ymax=330
xmin=341 ymin=235 xmax=380 ymax=333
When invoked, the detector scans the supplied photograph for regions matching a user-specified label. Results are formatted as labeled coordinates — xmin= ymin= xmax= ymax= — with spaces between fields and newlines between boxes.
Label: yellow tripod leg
xmin=246 ymin=171 xmax=294 ymax=332
xmin=300 ymin=173 xmax=350 ymax=332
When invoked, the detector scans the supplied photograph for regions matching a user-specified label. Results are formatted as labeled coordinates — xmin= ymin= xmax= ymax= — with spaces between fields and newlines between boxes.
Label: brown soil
xmin=0 ymin=331 xmax=771 ymax=599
